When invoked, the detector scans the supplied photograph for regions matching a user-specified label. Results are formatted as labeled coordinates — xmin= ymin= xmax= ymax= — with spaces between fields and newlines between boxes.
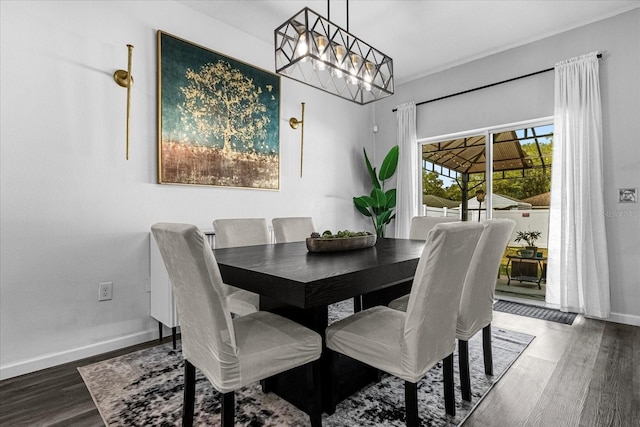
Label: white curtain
xmin=395 ymin=102 xmax=419 ymax=238
xmin=547 ymin=52 xmax=610 ymax=318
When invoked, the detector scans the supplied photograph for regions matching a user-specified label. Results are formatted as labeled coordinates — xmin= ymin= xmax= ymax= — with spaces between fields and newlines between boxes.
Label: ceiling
xmin=177 ymin=0 xmax=639 ymax=84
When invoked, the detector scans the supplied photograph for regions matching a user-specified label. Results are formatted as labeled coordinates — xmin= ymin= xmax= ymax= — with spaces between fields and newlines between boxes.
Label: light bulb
xmin=331 ymin=45 xmax=346 ymax=78
xmin=363 ymin=61 xmax=375 ymax=91
xmin=296 ymin=31 xmax=309 ymax=61
xmin=348 ymin=54 xmax=362 ymax=85
xmin=313 ymin=35 xmax=329 ymax=70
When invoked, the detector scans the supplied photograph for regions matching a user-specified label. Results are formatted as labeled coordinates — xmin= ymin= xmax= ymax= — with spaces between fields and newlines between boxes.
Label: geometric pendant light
xmin=275 ymin=3 xmax=394 ymax=105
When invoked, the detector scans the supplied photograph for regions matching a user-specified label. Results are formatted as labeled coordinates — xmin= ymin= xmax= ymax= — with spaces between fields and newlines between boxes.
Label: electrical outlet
xmin=99 ymin=282 xmax=113 ymax=301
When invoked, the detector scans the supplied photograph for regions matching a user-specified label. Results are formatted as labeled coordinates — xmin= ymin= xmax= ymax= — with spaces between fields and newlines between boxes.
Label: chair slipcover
xmin=326 ymin=221 xmax=483 ymax=383
xmin=409 ymin=216 xmax=458 ymax=240
xmin=213 ymin=218 xmax=271 ymax=248
xmin=456 ymin=219 xmax=515 ymax=340
xmin=272 ymin=217 xmax=316 ymax=243
xmin=388 ymin=219 xmax=516 ymax=402
xmin=212 ymin=218 xmax=271 ymax=315
xmin=151 ymin=223 xmax=321 ymax=394
xmin=389 ymin=219 xmax=516 ymax=339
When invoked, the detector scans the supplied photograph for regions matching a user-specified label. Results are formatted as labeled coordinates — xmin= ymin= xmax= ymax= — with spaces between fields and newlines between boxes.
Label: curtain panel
xmin=395 ymin=102 xmax=419 ymax=239
xmin=547 ymin=52 xmax=610 ymax=318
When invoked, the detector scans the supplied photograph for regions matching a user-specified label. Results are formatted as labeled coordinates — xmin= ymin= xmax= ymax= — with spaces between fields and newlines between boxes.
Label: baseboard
xmin=0 ymin=328 xmax=157 ymax=380
xmin=601 ymin=312 xmax=640 ymax=327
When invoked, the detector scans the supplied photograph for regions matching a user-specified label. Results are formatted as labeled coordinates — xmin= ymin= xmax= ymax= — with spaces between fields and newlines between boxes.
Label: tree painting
xmin=179 ymin=61 xmax=270 ymax=154
xmin=158 ymin=31 xmax=280 ymax=189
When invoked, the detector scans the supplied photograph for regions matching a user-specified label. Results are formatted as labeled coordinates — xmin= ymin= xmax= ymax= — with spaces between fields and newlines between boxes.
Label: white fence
xmin=422 ymin=206 xmax=550 ymax=248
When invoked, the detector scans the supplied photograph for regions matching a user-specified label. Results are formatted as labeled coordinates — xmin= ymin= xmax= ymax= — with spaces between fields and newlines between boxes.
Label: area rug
xmin=79 ymin=301 xmax=533 ymax=426
xmin=493 ymin=299 xmax=577 ymax=325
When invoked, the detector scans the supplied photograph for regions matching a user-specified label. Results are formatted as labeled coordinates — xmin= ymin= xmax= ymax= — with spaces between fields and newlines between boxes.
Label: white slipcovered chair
xmin=212 ymin=218 xmax=271 ymax=316
xmin=389 ymin=219 xmax=516 ymax=402
xmin=214 ymin=218 xmax=271 ymax=248
xmin=409 ymin=216 xmax=458 ymax=240
xmin=325 ymin=222 xmax=484 ymax=426
xmin=151 ymin=223 xmax=322 ymax=427
xmin=272 ymin=217 xmax=316 ymax=243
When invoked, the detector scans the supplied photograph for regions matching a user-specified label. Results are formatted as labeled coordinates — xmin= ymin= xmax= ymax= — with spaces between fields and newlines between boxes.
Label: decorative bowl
xmin=306 ymin=234 xmax=377 ymax=253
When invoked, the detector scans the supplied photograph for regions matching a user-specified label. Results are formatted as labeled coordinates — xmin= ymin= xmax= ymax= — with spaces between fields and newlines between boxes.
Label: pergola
xmin=422 ymin=127 xmax=552 ymax=220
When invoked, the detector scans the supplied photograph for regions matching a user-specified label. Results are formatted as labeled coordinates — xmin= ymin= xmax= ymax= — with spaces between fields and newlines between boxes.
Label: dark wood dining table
xmin=214 ymin=237 xmax=425 ymax=414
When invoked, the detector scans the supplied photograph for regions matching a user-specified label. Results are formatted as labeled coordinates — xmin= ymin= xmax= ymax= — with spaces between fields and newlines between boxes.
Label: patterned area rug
xmin=79 ymin=300 xmax=533 ymax=426
xmin=493 ymin=300 xmax=578 ymax=325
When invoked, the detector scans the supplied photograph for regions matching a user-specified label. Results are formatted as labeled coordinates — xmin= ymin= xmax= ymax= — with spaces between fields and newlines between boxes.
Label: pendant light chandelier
xmin=275 ymin=0 xmax=394 ymax=105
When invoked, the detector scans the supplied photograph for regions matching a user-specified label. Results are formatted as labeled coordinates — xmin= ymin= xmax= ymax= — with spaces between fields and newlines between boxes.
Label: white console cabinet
xmin=149 ymin=230 xmax=215 ymax=348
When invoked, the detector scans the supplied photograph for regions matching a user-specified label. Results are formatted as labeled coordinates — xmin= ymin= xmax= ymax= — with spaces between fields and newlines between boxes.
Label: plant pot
xmin=518 ymin=246 xmax=537 ymax=258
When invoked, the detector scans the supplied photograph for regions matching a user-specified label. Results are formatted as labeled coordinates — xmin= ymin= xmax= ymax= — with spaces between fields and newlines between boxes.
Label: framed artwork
xmin=157 ymin=31 xmax=280 ymax=189
xmin=618 ymin=188 xmax=637 ymax=203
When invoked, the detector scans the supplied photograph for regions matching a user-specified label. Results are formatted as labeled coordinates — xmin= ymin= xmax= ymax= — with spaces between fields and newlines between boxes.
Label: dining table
xmin=214 ymin=237 xmax=426 ymax=414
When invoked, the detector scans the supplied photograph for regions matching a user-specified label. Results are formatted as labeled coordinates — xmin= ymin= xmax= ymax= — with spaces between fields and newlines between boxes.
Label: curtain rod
xmin=392 ymin=53 xmax=603 ymax=112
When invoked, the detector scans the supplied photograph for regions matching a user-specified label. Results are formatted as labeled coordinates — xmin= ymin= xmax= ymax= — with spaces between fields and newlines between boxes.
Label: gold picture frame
xmin=157 ymin=31 xmax=280 ymax=189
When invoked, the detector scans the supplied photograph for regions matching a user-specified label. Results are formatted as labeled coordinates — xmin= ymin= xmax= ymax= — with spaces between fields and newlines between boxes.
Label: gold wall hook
xmin=290 ymin=102 xmax=305 ymax=177
xmin=114 ymin=44 xmax=134 ymax=160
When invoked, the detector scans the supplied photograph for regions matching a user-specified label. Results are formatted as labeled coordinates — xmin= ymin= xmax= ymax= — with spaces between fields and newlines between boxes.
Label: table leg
xmin=361 ymin=279 xmax=412 ymax=309
xmin=537 ymin=260 xmax=543 ymax=289
xmin=259 ymin=297 xmax=329 ymax=413
xmin=259 ymin=296 xmax=377 ymax=414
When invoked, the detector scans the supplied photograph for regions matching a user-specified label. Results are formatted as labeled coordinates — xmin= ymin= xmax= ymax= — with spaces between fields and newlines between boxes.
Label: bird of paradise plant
xmin=353 ymin=145 xmax=399 ymax=237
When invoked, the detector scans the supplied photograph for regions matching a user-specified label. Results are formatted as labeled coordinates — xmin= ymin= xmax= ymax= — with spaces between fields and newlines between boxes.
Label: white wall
xmin=0 ymin=1 xmax=375 ymax=378
xmin=373 ymin=9 xmax=640 ymax=326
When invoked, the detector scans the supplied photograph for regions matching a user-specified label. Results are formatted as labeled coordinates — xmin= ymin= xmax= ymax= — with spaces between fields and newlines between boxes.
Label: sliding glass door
xmin=419 ymin=118 xmax=553 ymax=302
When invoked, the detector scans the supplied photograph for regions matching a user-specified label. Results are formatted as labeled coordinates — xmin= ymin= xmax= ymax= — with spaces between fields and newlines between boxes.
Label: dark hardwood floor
xmin=1 ymin=312 xmax=638 ymax=426
xmin=0 ymin=340 xmax=160 ymax=426
xmin=465 ymin=312 xmax=639 ymax=427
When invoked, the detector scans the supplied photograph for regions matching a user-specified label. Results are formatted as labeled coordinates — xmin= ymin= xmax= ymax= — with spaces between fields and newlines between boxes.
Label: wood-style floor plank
xmin=463 ymin=354 xmax=555 ymax=427
xmin=579 ymin=322 xmax=640 ymax=427
xmin=523 ymin=318 xmax=605 ymax=426
xmin=0 ymin=339 xmax=161 ymax=426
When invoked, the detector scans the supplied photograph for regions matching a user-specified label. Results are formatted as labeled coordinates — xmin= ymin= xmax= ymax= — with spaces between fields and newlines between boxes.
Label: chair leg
xmin=404 ymin=381 xmax=419 ymax=427
xmin=443 ymin=353 xmax=456 ymax=417
xmin=221 ymin=391 xmax=234 ymax=427
xmin=183 ymin=360 xmax=196 ymax=427
xmin=306 ymin=360 xmax=323 ymax=427
xmin=353 ymin=295 xmax=362 ymax=312
xmin=326 ymin=349 xmax=339 ymax=415
xmin=172 ymin=326 xmax=177 ymax=349
xmin=459 ymin=340 xmax=472 ymax=402
xmin=483 ymin=324 xmax=493 ymax=375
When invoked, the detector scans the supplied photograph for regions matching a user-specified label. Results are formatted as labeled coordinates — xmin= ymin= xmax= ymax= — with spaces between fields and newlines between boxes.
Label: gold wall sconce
xmin=290 ymin=102 xmax=305 ymax=177
xmin=113 ymin=44 xmax=134 ymax=160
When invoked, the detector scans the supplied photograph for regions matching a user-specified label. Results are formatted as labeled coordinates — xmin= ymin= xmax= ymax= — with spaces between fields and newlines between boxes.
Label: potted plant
xmin=353 ymin=145 xmax=399 ymax=238
xmin=514 ymin=230 xmax=542 ymax=258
